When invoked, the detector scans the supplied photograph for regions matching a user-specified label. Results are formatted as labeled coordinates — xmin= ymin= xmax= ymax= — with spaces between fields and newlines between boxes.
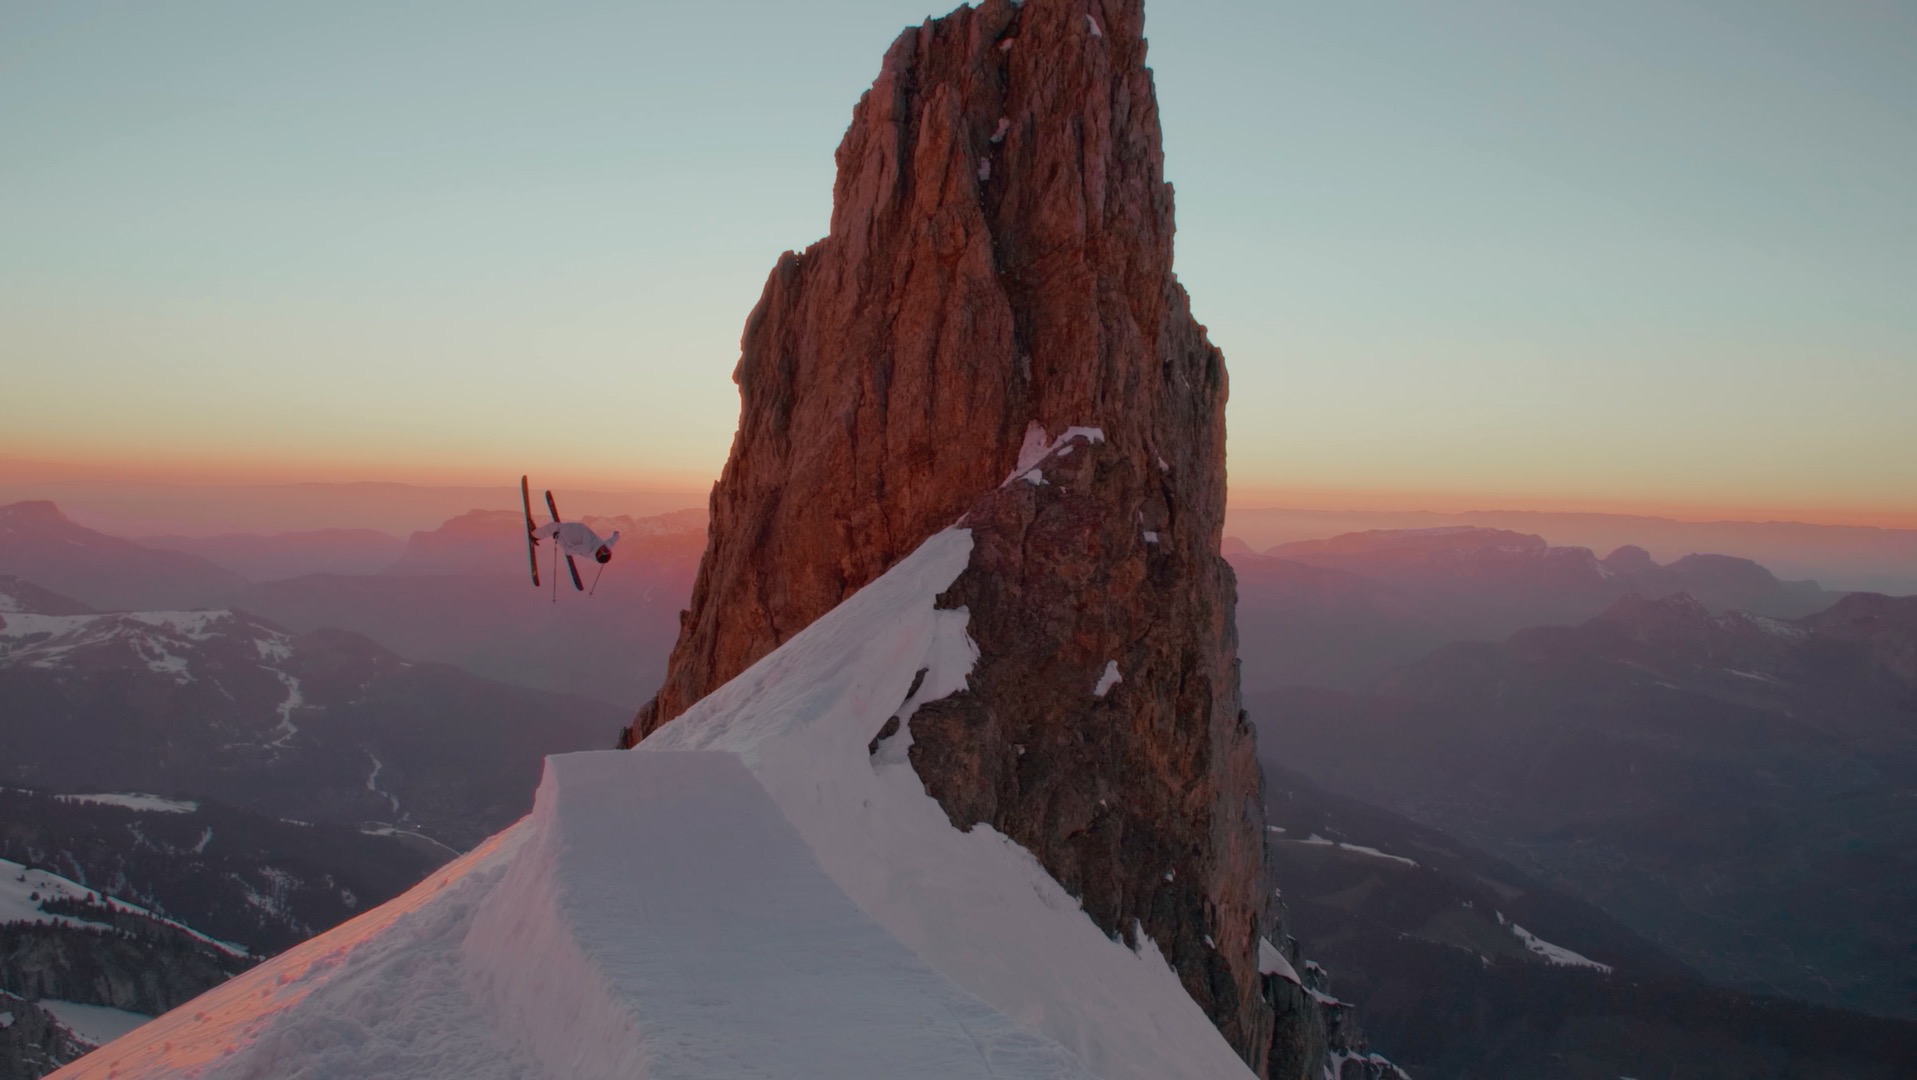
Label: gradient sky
xmin=3 ymin=1 xmax=1913 ymax=524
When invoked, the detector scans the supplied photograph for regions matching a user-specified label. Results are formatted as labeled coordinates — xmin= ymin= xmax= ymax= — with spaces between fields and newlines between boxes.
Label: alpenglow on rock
xmin=629 ymin=0 xmax=1283 ymax=1070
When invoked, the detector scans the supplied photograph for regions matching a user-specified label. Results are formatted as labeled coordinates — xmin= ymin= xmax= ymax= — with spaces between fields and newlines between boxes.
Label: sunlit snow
xmin=52 ymin=526 xmax=1254 ymax=1080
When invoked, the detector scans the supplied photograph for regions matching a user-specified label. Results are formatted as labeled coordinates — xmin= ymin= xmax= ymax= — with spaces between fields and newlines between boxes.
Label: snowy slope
xmin=54 ymin=527 xmax=1253 ymax=1079
xmin=642 ymin=528 xmax=1258 ymax=1080
xmin=0 ymin=857 xmax=246 ymax=957
xmin=0 ymin=610 xmax=258 ymax=684
xmin=1 ymin=859 xmax=123 ymax=931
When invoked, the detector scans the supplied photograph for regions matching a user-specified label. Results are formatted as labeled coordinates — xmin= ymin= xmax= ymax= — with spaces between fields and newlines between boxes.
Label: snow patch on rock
xmin=1257 ymin=937 xmax=1300 ymax=984
xmin=1004 ymin=423 xmax=1108 ymax=487
xmin=1508 ymin=920 xmax=1612 ymax=972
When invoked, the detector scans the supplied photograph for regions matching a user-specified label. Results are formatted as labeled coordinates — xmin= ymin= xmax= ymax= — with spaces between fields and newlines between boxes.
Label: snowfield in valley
xmin=52 ymin=528 xmax=1256 ymax=1079
xmin=1 ymin=857 xmax=247 ymax=958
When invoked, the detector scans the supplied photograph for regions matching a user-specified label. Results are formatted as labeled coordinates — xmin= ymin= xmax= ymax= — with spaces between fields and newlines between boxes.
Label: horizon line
xmin=6 ymin=457 xmax=1912 ymax=532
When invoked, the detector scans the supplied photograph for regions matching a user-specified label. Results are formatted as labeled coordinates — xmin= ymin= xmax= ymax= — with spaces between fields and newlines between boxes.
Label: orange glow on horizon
xmin=7 ymin=453 xmax=1911 ymax=532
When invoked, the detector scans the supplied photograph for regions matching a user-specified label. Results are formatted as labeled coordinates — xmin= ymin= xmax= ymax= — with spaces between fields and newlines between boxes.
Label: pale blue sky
xmin=2 ymin=1 xmax=1912 ymax=521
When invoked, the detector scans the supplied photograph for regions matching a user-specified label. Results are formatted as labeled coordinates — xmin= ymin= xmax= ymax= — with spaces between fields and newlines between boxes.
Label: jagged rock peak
xmin=635 ymin=0 xmax=1222 ymax=734
xmin=630 ymin=0 xmax=1284 ymax=1072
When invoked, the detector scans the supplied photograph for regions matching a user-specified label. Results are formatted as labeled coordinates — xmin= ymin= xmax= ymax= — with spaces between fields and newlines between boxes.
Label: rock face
xmin=629 ymin=0 xmax=1280 ymax=1071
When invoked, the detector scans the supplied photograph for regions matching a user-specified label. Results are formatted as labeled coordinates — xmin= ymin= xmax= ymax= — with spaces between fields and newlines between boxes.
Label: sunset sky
xmin=4 ymin=1 xmax=1913 ymax=526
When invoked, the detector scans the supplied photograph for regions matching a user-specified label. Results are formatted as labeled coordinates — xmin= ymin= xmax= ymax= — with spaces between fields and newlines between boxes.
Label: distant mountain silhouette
xmin=228 ymin=507 xmax=705 ymax=709
xmin=0 ymin=601 xmax=622 ymax=848
xmin=138 ymin=528 xmax=404 ymax=580
xmin=1250 ymin=592 xmax=1917 ymax=1018
xmin=1231 ymin=526 xmax=1838 ymax=693
xmin=0 ymin=574 xmax=95 ymax=616
xmin=1229 ymin=554 xmax=1451 ymax=693
xmin=0 ymin=501 xmax=244 ymax=611
xmin=1260 ymin=764 xmax=1917 ymax=1077
xmin=1224 ymin=507 xmax=1917 ymax=595
xmin=1 ymin=502 xmax=703 ymax=712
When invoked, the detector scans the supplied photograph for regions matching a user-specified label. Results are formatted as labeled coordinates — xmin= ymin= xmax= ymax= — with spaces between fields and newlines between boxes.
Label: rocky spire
xmin=629 ymin=0 xmax=1288 ymax=1070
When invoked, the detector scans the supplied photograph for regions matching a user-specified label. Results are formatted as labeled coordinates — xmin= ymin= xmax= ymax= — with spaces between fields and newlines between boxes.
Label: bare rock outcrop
xmin=629 ymin=0 xmax=1289 ymax=1070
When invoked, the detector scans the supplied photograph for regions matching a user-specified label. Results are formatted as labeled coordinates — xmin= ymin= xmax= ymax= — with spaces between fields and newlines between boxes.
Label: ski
xmin=546 ymin=490 xmax=585 ymax=592
xmin=520 ymin=476 xmax=540 ymax=587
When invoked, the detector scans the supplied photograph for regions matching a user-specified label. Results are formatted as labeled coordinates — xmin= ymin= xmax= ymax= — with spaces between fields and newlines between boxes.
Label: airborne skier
xmin=522 ymin=475 xmax=619 ymax=596
xmin=533 ymin=518 xmax=621 ymax=566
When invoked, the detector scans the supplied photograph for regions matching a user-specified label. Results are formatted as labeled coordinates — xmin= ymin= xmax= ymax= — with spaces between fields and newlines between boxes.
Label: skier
xmin=521 ymin=476 xmax=618 ymax=596
xmin=531 ymin=519 xmax=621 ymax=566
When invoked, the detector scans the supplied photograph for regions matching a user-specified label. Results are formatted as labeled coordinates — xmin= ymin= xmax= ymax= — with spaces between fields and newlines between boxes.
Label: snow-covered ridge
xmin=1287 ymin=834 xmax=1419 ymax=868
xmin=0 ymin=857 xmax=245 ymax=958
xmin=53 ymin=526 xmax=1253 ymax=1079
xmin=1495 ymin=911 xmax=1611 ymax=972
xmin=0 ymin=610 xmax=291 ymax=687
xmin=643 ymin=527 xmax=1252 ymax=1079
xmin=467 ymin=751 xmax=1094 ymax=1078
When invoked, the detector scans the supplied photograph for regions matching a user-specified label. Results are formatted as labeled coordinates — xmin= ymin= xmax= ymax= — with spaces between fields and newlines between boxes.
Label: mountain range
xmin=1225 ymin=507 xmax=1917 ymax=595
xmin=0 ymin=576 xmax=623 ymax=850
xmin=0 ymin=504 xmax=243 ymax=613
xmin=1259 ymin=765 xmax=1917 ymax=1077
xmin=1251 ymin=589 xmax=1917 ymax=1019
xmin=0 ymin=500 xmax=702 ymax=711
xmin=1230 ymin=526 xmax=1837 ymax=694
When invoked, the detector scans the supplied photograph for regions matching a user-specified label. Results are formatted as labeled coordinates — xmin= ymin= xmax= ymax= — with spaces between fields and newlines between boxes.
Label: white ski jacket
xmin=534 ymin=521 xmax=621 ymax=559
